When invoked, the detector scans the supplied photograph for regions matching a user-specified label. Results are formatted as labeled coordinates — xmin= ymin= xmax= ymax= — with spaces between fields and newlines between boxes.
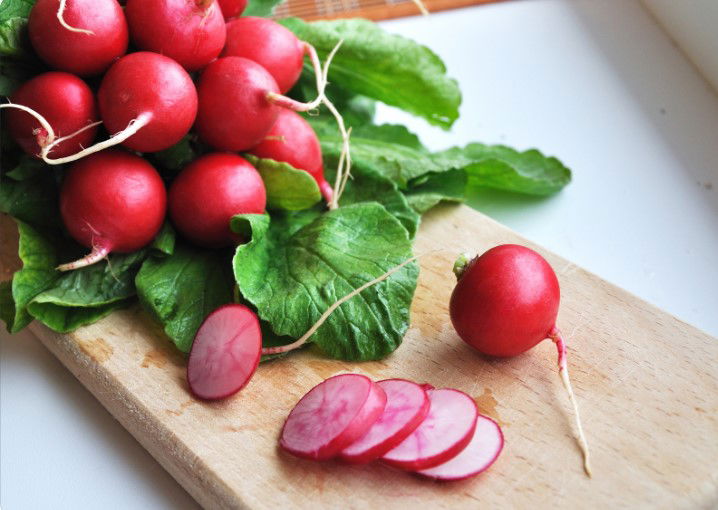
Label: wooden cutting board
xmin=4 ymin=205 xmax=718 ymax=509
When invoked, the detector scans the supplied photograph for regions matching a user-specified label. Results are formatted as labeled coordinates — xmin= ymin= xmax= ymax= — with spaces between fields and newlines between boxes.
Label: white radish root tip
xmin=57 ymin=0 xmax=95 ymax=35
xmin=56 ymin=241 xmax=111 ymax=271
xmin=549 ymin=327 xmax=593 ymax=477
xmin=261 ymin=252 xmax=427 ymax=356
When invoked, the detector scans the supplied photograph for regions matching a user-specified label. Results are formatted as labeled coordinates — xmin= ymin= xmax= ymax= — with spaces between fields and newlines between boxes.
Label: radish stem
xmin=261 ymin=253 xmax=422 ymax=355
xmin=549 ymin=326 xmax=592 ymax=477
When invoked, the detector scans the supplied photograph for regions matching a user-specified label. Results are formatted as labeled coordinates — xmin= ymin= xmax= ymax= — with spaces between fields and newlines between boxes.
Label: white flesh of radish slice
xmin=339 ymin=379 xmax=430 ymax=464
xmin=280 ymin=374 xmax=387 ymax=461
xmin=382 ymin=388 xmax=478 ymax=471
xmin=187 ymin=304 xmax=262 ymax=400
xmin=417 ymin=414 xmax=504 ymax=480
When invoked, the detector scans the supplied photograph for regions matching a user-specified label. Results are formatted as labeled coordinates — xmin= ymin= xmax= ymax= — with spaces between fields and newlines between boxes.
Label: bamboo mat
xmin=274 ymin=0 xmax=504 ymax=21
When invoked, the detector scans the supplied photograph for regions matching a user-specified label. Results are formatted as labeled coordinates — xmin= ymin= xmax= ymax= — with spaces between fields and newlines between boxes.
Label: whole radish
xmin=168 ymin=153 xmax=266 ymax=248
xmin=58 ymin=150 xmax=167 ymax=271
xmin=124 ymin=0 xmax=226 ymax=72
xmin=222 ymin=17 xmax=305 ymax=94
xmin=217 ymin=0 xmax=247 ymax=18
xmin=187 ymin=304 xmax=262 ymax=400
xmin=249 ymin=109 xmax=333 ymax=202
xmin=449 ymin=244 xmax=592 ymax=476
xmin=28 ymin=0 xmax=128 ymax=76
xmin=96 ymin=52 xmax=198 ymax=153
xmin=4 ymin=72 xmax=98 ymax=159
xmin=195 ymin=57 xmax=281 ymax=151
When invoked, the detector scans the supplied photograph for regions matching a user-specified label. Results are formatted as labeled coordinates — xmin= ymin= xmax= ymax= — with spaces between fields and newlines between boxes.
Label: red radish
xmin=250 ymin=109 xmax=333 ymax=202
xmin=339 ymin=379 xmax=430 ymax=464
xmin=4 ymin=72 xmax=98 ymax=159
xmin=125 ymin=0 xmax=226 ymax=72
xmin=28 ymin=0 xmax=128 ymax=76
xmin=280 ymin=374 xmax=387 ymax=461
xmin=58 ymin=150 xmax=167 ymax=271
xmin=450 ymin=244 xmax=592 ymax=476
xmin=222 ymin=17 xmax=304 ymax=94
xmin=97 ymin=52 xmax=198 ymax=153
xmin=168 ymin=153 xmax=266 ymax=248
xmin=196 ymin=57 xmax=280 ymax=152
xmin=417 ymin=414 xmax=504 ymax=481
xmin=187 ymin=304 xmax=262 ymax=400
xmin=217 ymin=0 xmax=247 ymax=18
xmin=382 ymin=388 xmax=478 ymax=471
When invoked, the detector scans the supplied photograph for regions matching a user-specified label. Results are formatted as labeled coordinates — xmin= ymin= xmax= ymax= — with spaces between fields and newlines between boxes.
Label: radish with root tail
xmin=58 ymin=150 xmax=167 ymax=271
xmin=187 ymin=305 xmax=262 ymax=400
xmin=168 ymin=153 xmax=267 ymax=248
xmin=450 ymin=244 xmax=592 ymax=476
xmin=2 ymin=72 xmax=99 ymax=159
xmin=28 ymin=0 xmax=128 ymax=76
xmin=249 ymin=109 xmax=333 ymax=203
xmin=125 ymin=0 xmax=226 ymax=71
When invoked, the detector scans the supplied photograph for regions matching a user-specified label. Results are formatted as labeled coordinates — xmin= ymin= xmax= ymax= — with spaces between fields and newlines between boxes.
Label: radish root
xmin=0 ymin=102 xmax=152 ymax=165
xmin=57 ymin=0 xmax=95 ymax=35
xmin=549 ymin=326 xmax=592 ymax=477
xmin=261 ymin=252 xmax=424 ymax=355
xmin=411 ymin=0 xmax=430 ymax=16
xmin=57 ymin=240 xmax=111 ymax=271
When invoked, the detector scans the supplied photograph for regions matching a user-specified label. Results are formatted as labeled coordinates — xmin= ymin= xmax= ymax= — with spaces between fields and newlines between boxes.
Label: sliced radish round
xmin=280 ymin=374 xmax=387 ymax=461
xmin=382 ymin=388 xmax=478 ymax=471
xmin=417 ymin=414 xmax=504 ymax=480
xmin=339 ymin=379 xmax=430 ymax=464
xmin=187 ymin=304 xmax=262 ymax=400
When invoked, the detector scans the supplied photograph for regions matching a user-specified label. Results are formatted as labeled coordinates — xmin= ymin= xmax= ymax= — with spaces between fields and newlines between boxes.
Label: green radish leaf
xmin=5 ymin=155 xmax=45 ymax=181
xmin=29 ymin=299 xmax=133 ymax=333
xmin=439 ymin=143 xmax=573 ymax=196
xmin=0 ymin=17 xmax=27 ymax=57
xmin=243 ymin=0 xmax=284 ymax=17
xmin=135 ymin=243 xmax=235 ymax=353
xmin=150 ymin=221 xmax=176 ymax=257
xmin=244 ymin=154 xmax=322 ymax=211
xmin=281 ymin=18 xmax=461 ymax=129
xmin=0 ymin=170 xmax=61 ymax=229
xmin=1 ymin=220 xmax=59 ymax=333
xmin=151 ymin=136 xmax=197 ymax=174
xmin=233 ymin=203 xmax=418 ymax=361
xmin=405 ymin=168 xmax=467 ymax=213
xmin=0 ymin=281 xmax=16 ymax=330
xmin=290 ymin=74 xmax=377 ymax=128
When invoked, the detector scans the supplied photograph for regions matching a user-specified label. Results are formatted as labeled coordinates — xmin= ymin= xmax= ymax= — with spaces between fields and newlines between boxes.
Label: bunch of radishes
xmin=279 ymin=374 xmax=504 ymax=481
xmin=3 ymin=0 xmax=340 ymax=269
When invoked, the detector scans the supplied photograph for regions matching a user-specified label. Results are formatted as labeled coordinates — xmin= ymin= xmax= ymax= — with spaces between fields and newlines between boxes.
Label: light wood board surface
xmin=5 ymin=205 xmax=718 ymax=509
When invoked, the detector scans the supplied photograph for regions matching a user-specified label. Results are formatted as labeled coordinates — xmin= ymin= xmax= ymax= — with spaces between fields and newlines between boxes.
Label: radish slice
xmin=280 ymin=374 xmax=387 ymax=460
xmin=382 ymin=388 xmax=478 ymax=471
xmin=187 ymin=304 xmax=262 ymax=400
xmin=339 ymin=379 xmax=430 ymax=464
xmin=417 ymin=414 xmax=504 ymax=480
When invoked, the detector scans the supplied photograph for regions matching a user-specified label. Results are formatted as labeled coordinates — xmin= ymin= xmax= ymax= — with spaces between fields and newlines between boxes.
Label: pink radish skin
xmin=187 ymin=304 xmax=262 ymax=400
xmin=28 ymin=0 xmax=128 ymax=76
xmin=217 ymin=0 xmax=247 ymax=18
xmin=249 ymin=109 xmax=333 ymax=202
xmin=450 ymin=245 xmax=592 ymax=476
xmin=6 ymin=72 xmax=98 ymax=159
xmin=339 ymin=379 xmax=430 ymax=464
xmin=196 ymin=57 xmax=280 ymax=152
xmin=125 ymin=0 xmax=226 ymax=72
xmin=58 ymin=150 xmax=167 ymax=271
xmin=98 ymin=52 xmax=198 ymax=153
xmin=417 ymin=414 xmax=504 ymax=481
xmin=280 ymin=374 xmax=387 ymax=461
xmin=168 ymin=153 xmax=266 ymax=248
xmin=222 ymin=17 xmax=304 ymax=94
xmin=382 ymin=388 xmax=478 ymax=471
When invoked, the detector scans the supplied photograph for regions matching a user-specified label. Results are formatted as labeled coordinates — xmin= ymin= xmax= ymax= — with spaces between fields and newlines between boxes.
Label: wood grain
xmin=4 ymin=205 xmax=718 ymax=509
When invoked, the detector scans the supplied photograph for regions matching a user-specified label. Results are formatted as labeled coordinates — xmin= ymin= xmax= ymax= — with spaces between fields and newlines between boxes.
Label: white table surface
xmin=2 ymin=1 xmax=717 ymax=508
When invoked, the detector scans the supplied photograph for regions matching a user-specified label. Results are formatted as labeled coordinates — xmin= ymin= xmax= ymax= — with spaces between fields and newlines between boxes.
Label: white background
xmin=2 ymin=1 xmax=717 ymax=508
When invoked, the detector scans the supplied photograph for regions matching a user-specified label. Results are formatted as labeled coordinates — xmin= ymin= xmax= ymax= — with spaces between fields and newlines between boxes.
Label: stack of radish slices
xmin=280 ymin=374 xmax=504 ymax=481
